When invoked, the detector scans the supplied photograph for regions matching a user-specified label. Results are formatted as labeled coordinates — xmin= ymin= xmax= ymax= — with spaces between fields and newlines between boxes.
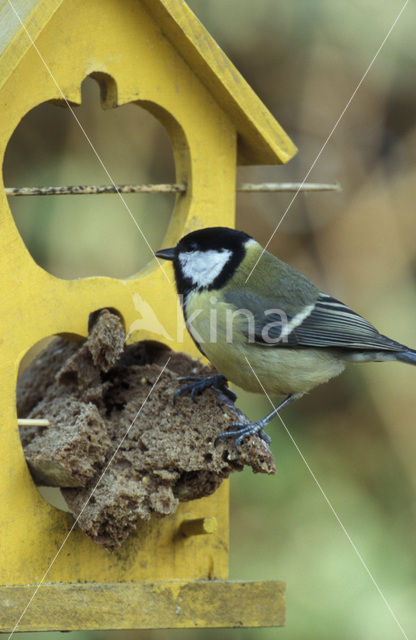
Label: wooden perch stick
xmin=237 ymin=181 xmax=341 ymax=192
xmin=5 ymin=184 xmax=187 ymax=196
xmin=5 ymin=182 xmax=341 ymax=197
xmin=18 ymin=418 xmax=50 ymax=427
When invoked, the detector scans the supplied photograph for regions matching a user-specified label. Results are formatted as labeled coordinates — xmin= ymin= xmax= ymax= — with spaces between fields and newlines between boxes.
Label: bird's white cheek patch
xmin=179 ymin=249 xmax=232 ymax=288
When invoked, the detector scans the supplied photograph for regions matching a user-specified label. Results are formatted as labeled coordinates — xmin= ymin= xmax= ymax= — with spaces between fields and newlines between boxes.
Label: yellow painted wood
xmin=0 ymin=0 xmax=288 ymax=629
xmin=0 ymin=580 xmax=286 ymax=630
xmin=0 ymin=0 xmax=296 ymax=165
xmin=0 ymin=0 xmax=62 ymax=91
xmin=180 ymin=516 xmax=218 ymax=537
xmin=1 ymin=0 xmax=236 ymax=588
xmin=143 ymin=0 xmax=297 ymax=165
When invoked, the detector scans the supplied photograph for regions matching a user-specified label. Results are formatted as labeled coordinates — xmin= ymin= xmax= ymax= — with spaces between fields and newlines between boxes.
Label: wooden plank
xmin=0 ymin=580 xmax=285 ymax=630
xmin=0 ymin=0 xmax=63 ymax=93
xmin=143 ymin=0 xmax=297 ymax=165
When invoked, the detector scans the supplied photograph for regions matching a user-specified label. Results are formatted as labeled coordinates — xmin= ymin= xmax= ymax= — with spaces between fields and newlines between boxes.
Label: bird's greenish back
xmin=222 ymin=239 xmax=320 ymax=316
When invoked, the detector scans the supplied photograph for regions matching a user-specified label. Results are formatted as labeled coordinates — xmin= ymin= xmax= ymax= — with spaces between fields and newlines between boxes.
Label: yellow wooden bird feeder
xmin=0 ymin=0 xmax=296 ymax=632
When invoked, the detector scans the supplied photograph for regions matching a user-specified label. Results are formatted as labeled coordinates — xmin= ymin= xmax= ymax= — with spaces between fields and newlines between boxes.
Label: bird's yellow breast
xmin=184 ymin=290 xmax=345 ymax=396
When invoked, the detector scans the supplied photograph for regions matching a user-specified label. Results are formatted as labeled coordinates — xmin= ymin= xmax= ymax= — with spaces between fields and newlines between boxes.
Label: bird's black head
xmin=156 ymin=226 xmax=253 ymax=296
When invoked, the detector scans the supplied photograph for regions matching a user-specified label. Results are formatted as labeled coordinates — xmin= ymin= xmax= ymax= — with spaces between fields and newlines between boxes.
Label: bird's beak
xmin=155 ymin=247 xmax=175 ymax=261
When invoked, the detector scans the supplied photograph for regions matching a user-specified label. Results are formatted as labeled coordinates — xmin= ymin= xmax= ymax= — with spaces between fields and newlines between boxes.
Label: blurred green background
xmin=4 ymin=1 xmax=416 ymax=639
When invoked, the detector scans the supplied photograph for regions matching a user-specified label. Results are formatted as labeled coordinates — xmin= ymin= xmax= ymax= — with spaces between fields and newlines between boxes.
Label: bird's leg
xmin=174 ymin=373 xmax=237 ymax=403
xmin=216 ymin=393 xmax=299 ymax=449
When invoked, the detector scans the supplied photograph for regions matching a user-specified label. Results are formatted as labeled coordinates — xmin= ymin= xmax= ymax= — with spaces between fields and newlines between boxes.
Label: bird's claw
xmin=174 ymin=374 xmax=237 ymax=403
xmin=215 ymin=420 xmax=272 ymax=450
xmin=174 ymin=379 xmax=205 ymax=403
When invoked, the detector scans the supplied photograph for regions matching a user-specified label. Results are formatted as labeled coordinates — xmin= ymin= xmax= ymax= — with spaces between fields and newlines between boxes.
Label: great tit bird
xmin=156 ymin=226 xmax=416 ymax=447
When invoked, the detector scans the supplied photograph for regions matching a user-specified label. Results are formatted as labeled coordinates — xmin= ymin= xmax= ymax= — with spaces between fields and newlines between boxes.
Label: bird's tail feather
xmin=395 ymin=349 xmax=416 ymax=366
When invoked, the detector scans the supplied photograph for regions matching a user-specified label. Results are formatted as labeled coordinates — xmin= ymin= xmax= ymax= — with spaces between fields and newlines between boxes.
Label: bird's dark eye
xmin=189 ymin=242 xmax=198 ymax=251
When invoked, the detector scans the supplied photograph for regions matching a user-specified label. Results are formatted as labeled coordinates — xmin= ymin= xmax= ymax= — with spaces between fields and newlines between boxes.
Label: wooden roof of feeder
xmin=0 ymin=0 xmax=297 ymax=166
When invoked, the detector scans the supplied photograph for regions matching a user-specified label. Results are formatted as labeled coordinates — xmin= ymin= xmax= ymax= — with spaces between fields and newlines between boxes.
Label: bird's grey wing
xmin=288 ymin=294 xmax=405 ymax=350
xmin=224 ymin=290 xmax=404 ymax=351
